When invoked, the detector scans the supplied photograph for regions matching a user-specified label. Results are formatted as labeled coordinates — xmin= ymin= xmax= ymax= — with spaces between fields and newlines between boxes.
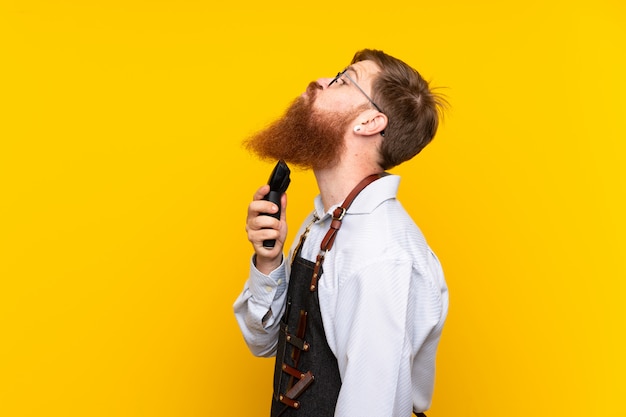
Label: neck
xmin=312 ymin=131 xmax=385 ymax=212
xmin=313 ymin=162 xmax=383 ymax=212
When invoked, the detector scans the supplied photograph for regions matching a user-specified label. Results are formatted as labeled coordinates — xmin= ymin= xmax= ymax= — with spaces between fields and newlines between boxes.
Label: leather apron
xmin=270 ymin=233 xmax=341 ymax=417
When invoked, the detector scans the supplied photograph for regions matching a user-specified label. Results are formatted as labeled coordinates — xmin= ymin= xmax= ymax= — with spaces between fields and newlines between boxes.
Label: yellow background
xmin=1 ymin=1 xmax=624 ymax=416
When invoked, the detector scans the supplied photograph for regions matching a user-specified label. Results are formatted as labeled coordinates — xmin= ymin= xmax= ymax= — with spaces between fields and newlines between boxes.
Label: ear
xmin=353 ymin=112 xmax=388 ymax=137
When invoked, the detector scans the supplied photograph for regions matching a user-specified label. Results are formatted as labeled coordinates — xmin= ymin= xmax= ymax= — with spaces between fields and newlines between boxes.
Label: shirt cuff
xmin=248 ymin=255 xmax=287 ymax=302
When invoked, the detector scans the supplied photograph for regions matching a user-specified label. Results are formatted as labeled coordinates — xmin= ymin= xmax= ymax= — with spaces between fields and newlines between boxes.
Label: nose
xmin=304 ymin=80 xmax=323 ymax=98
xmin=316 ymin=77 xmax=333 ymax=89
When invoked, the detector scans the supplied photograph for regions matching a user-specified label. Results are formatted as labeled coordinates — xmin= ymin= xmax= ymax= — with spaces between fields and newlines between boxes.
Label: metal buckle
xmin=332 ymin=207 xmax=346 ymax=221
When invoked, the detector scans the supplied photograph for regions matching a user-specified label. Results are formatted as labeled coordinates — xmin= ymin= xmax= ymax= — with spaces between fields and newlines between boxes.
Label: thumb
xmin=280 ymin=193 xmax=288 ymax=223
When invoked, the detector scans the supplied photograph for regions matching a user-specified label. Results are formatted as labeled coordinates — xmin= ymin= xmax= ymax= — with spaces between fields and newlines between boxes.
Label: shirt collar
xmin=313 ymin=174 xmax=400 ymax=219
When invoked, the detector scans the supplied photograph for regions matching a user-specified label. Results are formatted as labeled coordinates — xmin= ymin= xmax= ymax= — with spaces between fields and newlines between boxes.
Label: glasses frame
xmin=328 ymin=68 xmax=385 ymax=114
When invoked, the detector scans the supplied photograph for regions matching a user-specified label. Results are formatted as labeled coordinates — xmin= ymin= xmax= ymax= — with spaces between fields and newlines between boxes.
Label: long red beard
xmin=244 ymin=83 xmax=360 ymax=170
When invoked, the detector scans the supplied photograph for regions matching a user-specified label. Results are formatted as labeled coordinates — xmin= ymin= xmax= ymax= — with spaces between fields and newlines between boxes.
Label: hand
xmin=245 ymin=184 xmax=288 ymax=274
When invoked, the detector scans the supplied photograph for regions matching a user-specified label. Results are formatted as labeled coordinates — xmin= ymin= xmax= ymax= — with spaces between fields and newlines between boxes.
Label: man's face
xmin=311 ymin=60 xmax=381 ymax=115
xmin=244 ymin=60 xmax=379 ymax=170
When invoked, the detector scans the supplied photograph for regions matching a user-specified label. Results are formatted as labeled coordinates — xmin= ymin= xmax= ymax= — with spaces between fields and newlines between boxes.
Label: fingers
xmin=252 ymin=184 xmax=270 ymax=202
xmin=247 ymin=184 xmax=287 ymax=222
xmin=246 ymin=185 xmax=289 ymax=261
xmin=246 ymin=212 xmax=280 ymax=237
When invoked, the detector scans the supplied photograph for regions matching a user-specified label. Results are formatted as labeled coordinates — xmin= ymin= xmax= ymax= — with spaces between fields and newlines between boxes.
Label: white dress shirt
xmin=234 ymin=175 xmax=448 ymax=416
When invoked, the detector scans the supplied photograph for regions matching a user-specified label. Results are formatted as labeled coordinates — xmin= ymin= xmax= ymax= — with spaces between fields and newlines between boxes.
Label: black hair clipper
xmin=262 ymin=160 xmax=291 ymax=248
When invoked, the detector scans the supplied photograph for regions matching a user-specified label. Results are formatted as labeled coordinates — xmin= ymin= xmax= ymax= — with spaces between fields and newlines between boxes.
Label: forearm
xmin=233 ymin=254 xmax=288 ymax=357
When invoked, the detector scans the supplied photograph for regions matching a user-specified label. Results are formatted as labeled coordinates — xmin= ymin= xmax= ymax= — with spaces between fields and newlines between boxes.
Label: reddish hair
xmin=351 ymin=49 xmax=447 ymax=170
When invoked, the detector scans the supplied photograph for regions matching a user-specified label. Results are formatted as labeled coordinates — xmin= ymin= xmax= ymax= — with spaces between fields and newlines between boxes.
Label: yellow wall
xmin=1 ymin=1 xmax=624 ymax=416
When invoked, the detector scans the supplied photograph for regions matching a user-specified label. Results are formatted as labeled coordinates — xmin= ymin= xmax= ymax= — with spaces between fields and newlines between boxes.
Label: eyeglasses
xmin=328 ymin=68 xmax=384 ymax=114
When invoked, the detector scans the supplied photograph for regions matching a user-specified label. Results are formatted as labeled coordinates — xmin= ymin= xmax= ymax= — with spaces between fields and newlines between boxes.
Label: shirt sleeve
xmin=331 ymin=257 xmax=444 ymax=416
xmin=233 ymin=255 xmax=288 ymax=357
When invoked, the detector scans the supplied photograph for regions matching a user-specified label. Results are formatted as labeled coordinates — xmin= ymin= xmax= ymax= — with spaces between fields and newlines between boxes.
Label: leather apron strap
xmin=309 ymin=173 xmax=384 ymax=292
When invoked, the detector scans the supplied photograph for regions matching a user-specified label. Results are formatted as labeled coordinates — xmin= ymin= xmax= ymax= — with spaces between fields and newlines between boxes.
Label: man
xmin=234 ymin=49 xmax=449 ymax=417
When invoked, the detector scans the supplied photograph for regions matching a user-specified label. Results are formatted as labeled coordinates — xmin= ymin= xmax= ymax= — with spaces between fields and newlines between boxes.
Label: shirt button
xmin=265 ymin=285 xmax=272 ymax=293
